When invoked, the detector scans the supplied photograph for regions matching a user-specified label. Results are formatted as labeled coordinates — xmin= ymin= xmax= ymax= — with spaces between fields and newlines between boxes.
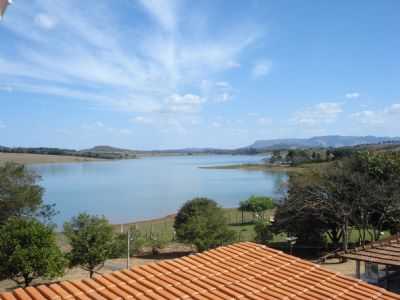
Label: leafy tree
xmin=174 ymin=198 xmax=236 ymax=252
xmin=254 ymin=221 xmax=274 ymax=244
xmin=64 ymin=213 xmax=115 ymax=278
xmin=0 ymin=218 xmax=66 ymax=287
xmin=0 ymin=162 xmax=44 ymax=224
xmin=239 ymin=196 xmax=275 ymax=220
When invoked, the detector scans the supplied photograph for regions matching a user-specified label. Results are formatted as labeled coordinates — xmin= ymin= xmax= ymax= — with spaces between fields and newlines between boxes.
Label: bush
xmin=0 ymin=218 xmax=66 ymax=286
xmin=174 ymin=198 xmax=236 ymax=252
xmin=254 ymin=221 xmax=274 ymax=244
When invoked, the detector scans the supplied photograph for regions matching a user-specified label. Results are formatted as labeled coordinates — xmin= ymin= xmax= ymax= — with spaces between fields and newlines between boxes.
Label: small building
xmin=341 ymin=235 xmax=400 ymax=289
xmin=1 ymin=242 xmax=399 ymax=300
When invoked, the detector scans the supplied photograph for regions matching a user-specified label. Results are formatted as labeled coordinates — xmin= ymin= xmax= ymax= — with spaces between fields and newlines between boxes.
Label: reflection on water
xmin=30 ymin=155 xmax=287 ymax=226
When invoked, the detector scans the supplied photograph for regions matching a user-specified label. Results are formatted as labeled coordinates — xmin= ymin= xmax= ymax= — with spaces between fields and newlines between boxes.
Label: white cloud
xmin=132 ymin=116 xmax=154 ymax=124
xmin=119 ymin=129 xmax=132 ymax=135
xmin=138 ymin=0 xmax=177 ymax=32
xmin=345 ymin=92 xmax=360 ymax=99
xmin=211 ymin=121 xmax=222 ymax=128
xmin=226 ymin=60 xmax=241 ymax=69
xmin=0 ymin=121 xmax=6 ymax=129
xmin=350 ymin=110 xmax=384 ymax=125
xmin=293 ymin=102 xmax=343 ymax=126
xmin=164 ymin=93 xmax=205 ymax=113
xmin=385 ymin=103 xmax=400 ymax=114
xmin=200 ymin=80 xmax=234 ymax=103
xmin=252 ymin=60 xmax=272 ymax=78
xmin=351 ymin=103 xmax=400 ymax=126
xmin=0 ymin=1 xmax=260 ymax=117
xmin=35 ymin=13 xmax=58 ymax=30
xmin=257 ymin=117 xmax=272 ymax=125
xmin=215 ymin=81 xmax=231 ymax=88
xmin=216 ymin=92 xmax=232 ymax=103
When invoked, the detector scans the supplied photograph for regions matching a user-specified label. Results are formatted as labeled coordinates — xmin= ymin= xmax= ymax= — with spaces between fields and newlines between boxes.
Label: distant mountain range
xmin=247 ymin=135 xmax=400 ymax=150
xmin=2 ymin=136 xmax=400 ymax=158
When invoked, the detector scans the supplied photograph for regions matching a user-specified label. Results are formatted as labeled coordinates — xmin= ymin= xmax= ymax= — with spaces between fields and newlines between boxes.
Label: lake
xmin=30 ymin=155 xmax=287 ymax=226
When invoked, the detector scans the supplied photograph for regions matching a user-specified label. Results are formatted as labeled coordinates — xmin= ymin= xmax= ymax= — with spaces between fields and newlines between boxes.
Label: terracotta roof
xmin=341 ymin=235 xmax=400 ymax=266
xmin=1 ymin=242 xmax=400 ymax=300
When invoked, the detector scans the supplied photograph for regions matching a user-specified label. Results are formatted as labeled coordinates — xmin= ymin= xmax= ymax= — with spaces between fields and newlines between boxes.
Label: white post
xmin=356 ymin=261 xmax=360 ymax=279
xmin=127 ymin=229 xmax=130 ymax=268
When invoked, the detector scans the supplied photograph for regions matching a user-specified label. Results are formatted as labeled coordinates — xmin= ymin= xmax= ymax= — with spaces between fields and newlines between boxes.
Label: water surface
xmin=31 ymin=155 xmax=287 ymax=226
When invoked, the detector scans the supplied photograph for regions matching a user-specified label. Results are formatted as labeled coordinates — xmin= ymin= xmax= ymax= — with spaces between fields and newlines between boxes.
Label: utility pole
xmin=127 ymin=228 xmax=130 ymax=268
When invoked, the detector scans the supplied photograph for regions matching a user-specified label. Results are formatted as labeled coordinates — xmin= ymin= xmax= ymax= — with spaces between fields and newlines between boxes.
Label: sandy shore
xmin=0 ymin=153 xmax=102 ymax=165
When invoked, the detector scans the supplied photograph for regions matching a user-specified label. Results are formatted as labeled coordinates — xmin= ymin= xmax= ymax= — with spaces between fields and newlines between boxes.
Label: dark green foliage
xmin=64 ymin=213 xmax=115 ymax=278
xmin=174 ymin=198 xmax=236 ymax=252
xmin=0 ymin=218 xmax=66 ymax=287
xmin=274 ymin=151 xmax=400 ymax=253
xmin=0 ymin=162 xmax=44 ymax=224
xmin=254 ymin=221 xmax=274 ymax=244
xmin=112 ymin=227 xmax=146 ymax=258
xmin=286 ymin=149 xmax=310 ymax=165
xmin=239 ymin=196 xmax=275 ymax=220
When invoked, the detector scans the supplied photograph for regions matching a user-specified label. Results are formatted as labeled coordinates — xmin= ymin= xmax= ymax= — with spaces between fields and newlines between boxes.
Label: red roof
xmin=1 ymin=242 xmax=399 ymax=300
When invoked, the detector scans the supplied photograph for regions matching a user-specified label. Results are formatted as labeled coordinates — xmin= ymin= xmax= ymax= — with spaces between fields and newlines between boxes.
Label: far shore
xmin=0 ymin=153 xmax=104 ymax=165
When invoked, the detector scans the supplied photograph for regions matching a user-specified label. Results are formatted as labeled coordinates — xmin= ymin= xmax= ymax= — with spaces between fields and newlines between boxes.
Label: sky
xmin=0 ymin=0 xmax=399 ymax=150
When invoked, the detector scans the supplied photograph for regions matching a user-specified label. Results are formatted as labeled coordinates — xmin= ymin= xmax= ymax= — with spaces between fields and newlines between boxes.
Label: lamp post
xmin=286 ymin=236 xmax=297 ymax=255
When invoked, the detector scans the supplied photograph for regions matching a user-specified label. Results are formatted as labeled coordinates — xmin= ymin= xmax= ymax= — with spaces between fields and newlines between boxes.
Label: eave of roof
xmin=341 ymin=235 xmax=400 ymax=267
xmin=1 ymin=242 xmax=400 ymax=300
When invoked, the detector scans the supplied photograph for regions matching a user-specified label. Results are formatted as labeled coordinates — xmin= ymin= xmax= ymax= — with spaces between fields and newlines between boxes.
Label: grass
xmin=113 ymin=208 xmax=273 ymax=243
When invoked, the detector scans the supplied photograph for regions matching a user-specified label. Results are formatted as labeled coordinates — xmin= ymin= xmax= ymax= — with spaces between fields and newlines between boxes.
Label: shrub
xmin=254 ymin=221 xmax=274 ymax=244
xmin=174 ymin=198 xmax=236 ymax=252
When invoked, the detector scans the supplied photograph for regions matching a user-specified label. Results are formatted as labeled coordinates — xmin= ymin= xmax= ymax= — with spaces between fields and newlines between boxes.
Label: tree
xmin=239 ymin=196 xmax=275 ymax=221
xmin=0 ymin=162 xmax=44 ymax=224
xmin=274 ymin=151 xmax=400 ymax=253
xmin=0 ymin=218 xmax=66 ymax=287
xmin=64 ymin=213 xmax=115 ymax=278
xmin=174 ymin=198 xmax=236 ymax=252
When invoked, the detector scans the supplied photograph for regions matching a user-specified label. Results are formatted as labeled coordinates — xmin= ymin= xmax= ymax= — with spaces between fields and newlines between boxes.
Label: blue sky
xmin=0 ymin=0 xmax=399 ymax=150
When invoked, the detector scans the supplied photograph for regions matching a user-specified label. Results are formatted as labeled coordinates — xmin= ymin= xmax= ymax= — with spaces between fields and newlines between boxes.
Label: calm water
xmin=30 ymin=155 xmax=287 ymax=226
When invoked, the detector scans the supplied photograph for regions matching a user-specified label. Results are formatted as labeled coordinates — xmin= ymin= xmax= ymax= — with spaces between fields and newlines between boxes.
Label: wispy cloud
xmin=351 ymin=103 xmax=400 ymax=126
xmin=34 ymin=13 xmax=58 ymax=30
xmin=0 ymin=0 xmax=261 ymax=123
xmin=252 ymin=59 xmax=272 ymax=78
xmin=293 ymin=102 xmax=343 ymax=126
xmin=345 ymin=92 xmax=360 ymax=99
xmin=0 ymin=121 xmax=6 ymax=129
xmin=257 ymin=117 xmax=272 ymax=125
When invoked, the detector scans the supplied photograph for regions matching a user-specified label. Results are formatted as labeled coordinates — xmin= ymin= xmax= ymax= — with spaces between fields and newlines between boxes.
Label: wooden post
xmin=385 ymin=266 xmax=389 ymax=289
xmin=356 ymin=261 xmax=361 ymax=279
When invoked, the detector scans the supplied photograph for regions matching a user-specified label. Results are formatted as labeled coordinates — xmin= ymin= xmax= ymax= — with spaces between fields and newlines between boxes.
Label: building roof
xmin=341 ymin=235 xmax=400 ymax=267
xmin=1 ymin=242 xmax=399 ymax=300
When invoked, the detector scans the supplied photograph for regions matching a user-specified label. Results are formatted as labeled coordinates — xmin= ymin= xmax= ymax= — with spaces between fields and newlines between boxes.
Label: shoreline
xmin=0 ymin=153 xmax=104 ymax=165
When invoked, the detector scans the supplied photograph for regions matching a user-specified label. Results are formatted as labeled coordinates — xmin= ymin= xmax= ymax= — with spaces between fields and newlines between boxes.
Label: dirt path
xmin=0 ymin=244 xmax=191 ymax=292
